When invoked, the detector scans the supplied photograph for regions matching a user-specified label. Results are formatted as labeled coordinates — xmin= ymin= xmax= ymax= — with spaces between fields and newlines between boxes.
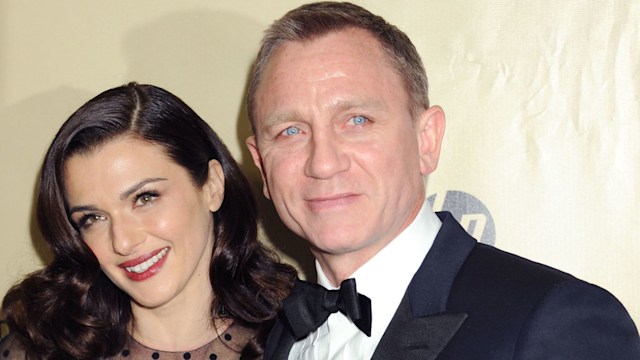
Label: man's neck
xmin=312 ymin=198 xmax=426 ymax=286
xmin=315 ymin=221 xmax=423 ymax=286
xmin=313 ymin=247 xmax=382 ymax=286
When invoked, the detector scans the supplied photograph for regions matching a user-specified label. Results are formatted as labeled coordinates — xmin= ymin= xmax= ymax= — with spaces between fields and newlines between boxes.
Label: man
xmin=246 ymin=2 xmax=640 ymax=359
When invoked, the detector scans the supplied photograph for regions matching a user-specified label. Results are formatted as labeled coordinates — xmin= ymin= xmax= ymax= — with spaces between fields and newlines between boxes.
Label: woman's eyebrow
xmin=119 ymin=178 xmax=167 ymax=200
xmin=67 ymin=178 xmax=168 ymax=215
xmin=68 ymin=205 xmax=98 ymax=216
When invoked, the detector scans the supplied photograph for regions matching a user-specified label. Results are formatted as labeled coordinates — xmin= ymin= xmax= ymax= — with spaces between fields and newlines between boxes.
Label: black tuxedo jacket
xmin=265 ymin=212 xmax=640 ymax=359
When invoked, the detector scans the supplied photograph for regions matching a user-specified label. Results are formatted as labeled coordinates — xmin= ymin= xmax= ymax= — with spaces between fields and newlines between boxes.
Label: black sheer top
xmin=0 ymin=322 xmax=254 ymax=360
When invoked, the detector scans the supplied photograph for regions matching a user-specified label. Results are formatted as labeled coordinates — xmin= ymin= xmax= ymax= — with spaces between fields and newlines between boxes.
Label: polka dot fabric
xmin=0 ymin=323 xmax=254 ymax=359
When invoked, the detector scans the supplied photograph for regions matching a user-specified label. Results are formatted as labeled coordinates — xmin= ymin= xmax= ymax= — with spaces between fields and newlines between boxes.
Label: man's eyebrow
xmin=260 ymin=111 xmax=304 ymax=131
xmin=260 ymin=99 xmax=385 ymax=130
xmin=120 ymin=178 xmax=167 ymax=200
xmin=328 ymin=98 xmax=386 ymax=113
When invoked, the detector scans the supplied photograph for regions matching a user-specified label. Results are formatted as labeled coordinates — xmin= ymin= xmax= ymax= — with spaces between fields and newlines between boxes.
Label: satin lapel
xmin=271 ymin=333 xmax=297 ymax=360
xmin=372 ymin=212 xmax=477 ymax=359
xmin=264 ymin=317 xmax=297 ymax=360
xmin=408 ymin=212 xmax=477 ymax=316
xmin=372 ymin=295 xmax=468 ymax=360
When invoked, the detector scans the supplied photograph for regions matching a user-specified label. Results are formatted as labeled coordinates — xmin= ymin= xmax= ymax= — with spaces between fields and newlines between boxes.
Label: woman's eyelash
xmin=72 ymin=190 xmax=161 ymax=229
xmin=134 ymin=190 xmax=160 ymax=205
xmin=76 ymin=213 xmax=105 ymax=229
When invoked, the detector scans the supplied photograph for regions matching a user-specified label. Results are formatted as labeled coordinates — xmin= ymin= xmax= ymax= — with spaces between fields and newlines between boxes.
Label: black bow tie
xmin=283 ymin=278 xmax=372 ymax=340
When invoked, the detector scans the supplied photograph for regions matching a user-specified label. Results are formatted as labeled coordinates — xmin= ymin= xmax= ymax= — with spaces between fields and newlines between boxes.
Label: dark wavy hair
xmin=1 ymin=83 xmax=296 ymax=359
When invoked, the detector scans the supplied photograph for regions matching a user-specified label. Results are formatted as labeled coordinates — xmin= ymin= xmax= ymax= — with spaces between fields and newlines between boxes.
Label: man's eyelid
xmin=345 ymin=114 xmax=371 ymax=126
xmin=261 ymin=114 xmax=294 ymax=136
xmin=351 ymin=114 xmax=368 ymax=122
xmin=282 ymin=125 xmax=303 ymax=136
xmin=263 ymin=122 xmax=294 ymax=139
xmin=272 ymin=122 xmax=308 ymax=138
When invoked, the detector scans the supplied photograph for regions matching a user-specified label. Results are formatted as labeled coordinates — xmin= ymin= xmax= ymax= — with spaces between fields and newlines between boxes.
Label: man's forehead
xmin=260 ymin=29 xmax=388 ymax=90
xmin=252 ymin=28 xmax=407 ymax=128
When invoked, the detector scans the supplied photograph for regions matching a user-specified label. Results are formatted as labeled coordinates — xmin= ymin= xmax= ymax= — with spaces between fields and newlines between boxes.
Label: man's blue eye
xmin=283 ymin=126 xmax=301 ymax=136
xmin=352 ymin=116 xmax=368 ymax=125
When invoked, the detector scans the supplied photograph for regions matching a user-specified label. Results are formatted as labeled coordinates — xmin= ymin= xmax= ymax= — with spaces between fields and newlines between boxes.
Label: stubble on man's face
xmin=248 ymin=28 xmax=431 ymax=281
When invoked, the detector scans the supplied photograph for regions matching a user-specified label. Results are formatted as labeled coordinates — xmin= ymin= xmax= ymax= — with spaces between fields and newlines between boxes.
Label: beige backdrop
xmin=1 ymin=0 xmax=638 ymax=327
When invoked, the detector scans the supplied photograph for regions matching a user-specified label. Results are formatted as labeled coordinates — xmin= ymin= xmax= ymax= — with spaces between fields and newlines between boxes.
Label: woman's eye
xmin=78 ymin=214 xmax=106 ymax=229
xmin=350 ymin=115 xmax=368 ymax=126
xmin=281 ymin=126 xmax=301 ymax=136
xmin=134 ymin=191 xmax=159 ymax=207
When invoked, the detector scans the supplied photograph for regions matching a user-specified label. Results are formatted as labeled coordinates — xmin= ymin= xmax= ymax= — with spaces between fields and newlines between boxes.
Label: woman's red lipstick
xmin=118 ymin=247 xmax=170 ymax=281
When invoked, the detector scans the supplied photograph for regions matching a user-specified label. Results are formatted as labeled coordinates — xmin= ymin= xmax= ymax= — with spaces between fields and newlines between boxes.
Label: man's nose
xmin=110 ymin=215 xmax=145 ymax=256
xmin=304 ymin=129 xmax=350 ymax=179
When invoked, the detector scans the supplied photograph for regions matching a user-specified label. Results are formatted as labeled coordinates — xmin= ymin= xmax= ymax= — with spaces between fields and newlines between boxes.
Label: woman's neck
xmin=129 ymin=289 xmax=230 ymax=352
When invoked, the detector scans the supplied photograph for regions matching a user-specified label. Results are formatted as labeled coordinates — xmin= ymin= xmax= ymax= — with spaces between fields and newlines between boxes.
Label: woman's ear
xmin=204 ymin=159 xmax=225 ymax=212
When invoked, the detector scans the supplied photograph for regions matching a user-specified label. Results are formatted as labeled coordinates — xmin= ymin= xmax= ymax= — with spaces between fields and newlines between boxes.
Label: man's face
xmin=248 ymin=28 xmax=444 ymax=271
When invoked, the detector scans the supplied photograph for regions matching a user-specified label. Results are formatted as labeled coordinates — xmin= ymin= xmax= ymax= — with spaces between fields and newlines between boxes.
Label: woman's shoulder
xmin=0 ymin=333 xmax=28 ymax=360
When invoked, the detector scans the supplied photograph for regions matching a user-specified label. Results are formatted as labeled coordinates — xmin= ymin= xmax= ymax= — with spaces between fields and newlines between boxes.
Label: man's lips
xmin=306 ymin=193 xmax=360 ymax=209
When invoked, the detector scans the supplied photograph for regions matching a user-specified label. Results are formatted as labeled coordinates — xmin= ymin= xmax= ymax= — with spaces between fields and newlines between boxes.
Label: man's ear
xmin=416 ymin=105 xmax=446 ymax=176
xmin=204 ymin=159 xmax=225 ymax=212
xmin=246 ymin=135 xmax=271 ymax=199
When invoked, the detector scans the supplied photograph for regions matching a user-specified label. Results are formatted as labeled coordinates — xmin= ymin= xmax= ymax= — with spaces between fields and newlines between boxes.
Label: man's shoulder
xmin=449 ymin=242 xmax=593 ymax=310
xmin=445 ymin=240 xmax=629 ymax=335
xmin=433 ymin=210 xmax=579 ymax=303
xmin=440 ymin=243 xmax=640 ymax=358
xmin=429 ymin=212 xmax=628 ymax=317
xmin=462 ymin=242 xmax=576 ymax=289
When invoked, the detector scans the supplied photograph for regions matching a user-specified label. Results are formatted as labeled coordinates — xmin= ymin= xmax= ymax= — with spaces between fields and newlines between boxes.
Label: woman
xmin=0 ymin=83 xmax=296 ymax=359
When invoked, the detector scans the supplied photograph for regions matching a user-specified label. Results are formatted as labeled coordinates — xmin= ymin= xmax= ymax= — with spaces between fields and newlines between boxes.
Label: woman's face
xmin=63 ymin=136 xmax=225 ymax=310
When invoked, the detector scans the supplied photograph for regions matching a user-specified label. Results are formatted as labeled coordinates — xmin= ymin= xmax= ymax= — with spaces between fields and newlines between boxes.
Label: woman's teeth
xmin=126 ymin=248 xmax=168 ymax=274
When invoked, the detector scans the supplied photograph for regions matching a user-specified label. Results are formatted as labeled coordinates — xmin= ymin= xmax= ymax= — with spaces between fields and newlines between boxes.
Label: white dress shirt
xmin=289 ymin=201 xmax=442 ymax=359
